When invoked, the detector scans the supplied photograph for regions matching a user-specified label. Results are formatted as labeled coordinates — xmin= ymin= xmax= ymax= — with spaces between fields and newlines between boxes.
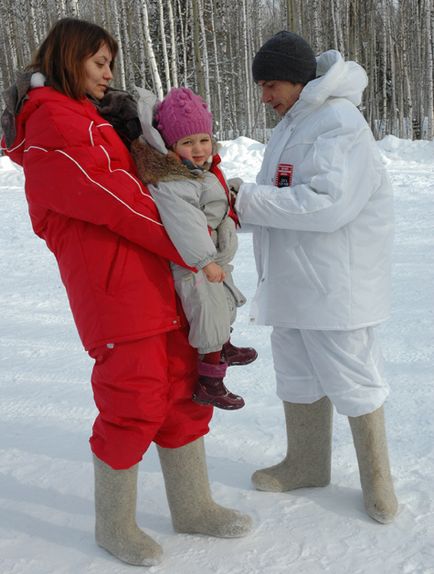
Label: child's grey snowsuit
xmin=150 ymin=164 xmax=246 ymax=354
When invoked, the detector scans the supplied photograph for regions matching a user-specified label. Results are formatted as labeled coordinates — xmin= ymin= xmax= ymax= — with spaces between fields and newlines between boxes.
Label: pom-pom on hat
xmin=155 ymin=87 xmax=213 ymax=147
xmin=252 ymin=31 xmax=317 ymax=85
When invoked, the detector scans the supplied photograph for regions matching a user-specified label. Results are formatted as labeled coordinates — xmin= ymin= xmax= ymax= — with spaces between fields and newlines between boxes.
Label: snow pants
xmin=172 ymin=263 xmax=246 ymax=355
xmin=271 ymin=326 xmax=389 ymax=417
xmin=88 ymin=327 xmax=213 ymax=469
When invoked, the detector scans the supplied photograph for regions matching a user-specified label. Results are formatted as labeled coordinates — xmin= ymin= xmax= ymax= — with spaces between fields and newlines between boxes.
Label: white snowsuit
xmin=235 ymin=50 xmax=394 ymax=415
xmin=151 ymin=167 xmax=246 ymax=354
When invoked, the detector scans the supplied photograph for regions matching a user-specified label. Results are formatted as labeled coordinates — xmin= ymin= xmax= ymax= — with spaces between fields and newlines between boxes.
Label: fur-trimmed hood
xmin=130 ymin=136 xmax=196 ymax=185
xmin=131 ymin=135 xmax=219 ymax=185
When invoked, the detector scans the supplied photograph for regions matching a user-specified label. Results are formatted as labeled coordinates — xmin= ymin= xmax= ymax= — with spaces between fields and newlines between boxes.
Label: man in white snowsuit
xmin=234 ymin=31 xmax=398 ymax=523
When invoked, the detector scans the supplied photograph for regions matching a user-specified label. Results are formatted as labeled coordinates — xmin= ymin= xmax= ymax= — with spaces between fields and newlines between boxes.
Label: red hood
xmin=3 ymin=87 xmax=103 ymax=166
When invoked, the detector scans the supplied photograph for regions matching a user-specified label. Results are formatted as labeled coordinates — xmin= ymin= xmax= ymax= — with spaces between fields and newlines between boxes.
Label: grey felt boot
xmin=157 ymin=437 xmax=252 ymax=537
xmin=93 ymin=455 xmax=163 ymax=566
xmin=348 ymin=406 xmax=398 ymax=524
xmin=252 ymin=397 xmax=333 ymax=491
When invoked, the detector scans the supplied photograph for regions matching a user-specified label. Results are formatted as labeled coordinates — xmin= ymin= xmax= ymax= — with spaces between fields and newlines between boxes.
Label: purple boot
xmin=193 ymin=361 xmax=245 ymax=410
xmin=222 ymin=340 xmax=258 ymax=366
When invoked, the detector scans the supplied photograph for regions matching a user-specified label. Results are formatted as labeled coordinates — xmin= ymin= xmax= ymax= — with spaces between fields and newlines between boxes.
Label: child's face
xmin=173 ymin=133 xmax=213 ymax=166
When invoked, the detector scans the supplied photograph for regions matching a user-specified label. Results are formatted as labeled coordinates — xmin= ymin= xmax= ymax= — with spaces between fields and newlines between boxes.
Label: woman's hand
xmin=202 ymin=261 xmax=226 ymax=283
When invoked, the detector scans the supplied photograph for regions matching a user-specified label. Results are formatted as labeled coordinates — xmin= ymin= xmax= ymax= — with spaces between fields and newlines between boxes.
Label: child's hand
xmin=227 ymin=177 xmax=243 ymax=194
xmin=202 ymin=261 xmax=226 ymax=283
xmin=215 ymin=217 xmax=237 ymax=266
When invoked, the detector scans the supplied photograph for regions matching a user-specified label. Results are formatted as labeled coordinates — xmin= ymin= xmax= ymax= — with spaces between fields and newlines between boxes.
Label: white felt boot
xmin=93 ymin=455 xmax=163 ymax=566
xmin=349 ymin=406 xmax=398 ymax=524
xmin=252 ymin=397 xmax=333 ymax=491
xmin=157 ymin=437 xmax=252 ymax=537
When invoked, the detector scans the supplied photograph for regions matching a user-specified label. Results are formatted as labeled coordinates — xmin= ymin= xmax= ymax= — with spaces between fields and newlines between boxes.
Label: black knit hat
xmin=252 ymin=31 xmax=317 ymax=85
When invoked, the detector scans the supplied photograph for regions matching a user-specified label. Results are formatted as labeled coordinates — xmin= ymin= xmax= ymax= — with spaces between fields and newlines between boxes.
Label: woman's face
xmin=83 ymin=43 xmax=113 ymax=100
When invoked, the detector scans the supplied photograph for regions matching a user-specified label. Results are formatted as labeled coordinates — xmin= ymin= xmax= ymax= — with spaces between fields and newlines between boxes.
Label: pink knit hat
xmin=155 ymin=87 xmax=213 ymax=147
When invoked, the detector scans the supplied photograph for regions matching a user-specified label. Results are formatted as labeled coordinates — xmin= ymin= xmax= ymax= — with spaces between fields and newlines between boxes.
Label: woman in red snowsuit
xmin=1 ymin=18 xmax=251 ymax=566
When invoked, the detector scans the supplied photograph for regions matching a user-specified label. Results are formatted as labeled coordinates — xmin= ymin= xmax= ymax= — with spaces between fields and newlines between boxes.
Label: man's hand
xmin=202 ymin=261 xmax=226 ymax=283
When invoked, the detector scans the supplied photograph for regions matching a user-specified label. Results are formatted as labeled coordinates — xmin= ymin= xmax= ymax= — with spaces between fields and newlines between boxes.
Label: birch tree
xmin=157 ymin=0 xmax=171 ymax=92
xmin=167 ymin=0 xmax=178 ymax=88
xmin=197 ymin=0 xmax=210 ymax=104
xmin=208 ymin=0 xmax=223 ymax=135
xmin=425 ymin=0 xmax=433 ymax=138
xmin=381 ymin=0 xmax=389 ymax=136
xmin=141 ymin=0 xmax=164 ymax=99
xmin=108 ymin=0 xmax=126 ymax=90
xmin=241 ymin=0 xmax=253 ymax=132
xmin=192 ymin=0 xmax=205 ymax=98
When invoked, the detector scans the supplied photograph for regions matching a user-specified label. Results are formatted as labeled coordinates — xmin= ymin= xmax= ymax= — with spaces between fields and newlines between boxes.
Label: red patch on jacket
xmin=275 ymin=163 xmax=293 ymax=187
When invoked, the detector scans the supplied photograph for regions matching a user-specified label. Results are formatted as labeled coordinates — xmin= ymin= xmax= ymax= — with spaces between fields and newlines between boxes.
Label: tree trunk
xmin=141 ymin=0 xmax=164 ymax=99
xmin=167 ymin=0 xmax=178 ymax=88
xmin=158 ymin=0 xmax=172 ymax=92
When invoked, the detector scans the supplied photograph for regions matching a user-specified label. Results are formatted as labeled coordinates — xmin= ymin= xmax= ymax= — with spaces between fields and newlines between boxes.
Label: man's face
xmin=258 ymin=80 xmax=304 ymax=116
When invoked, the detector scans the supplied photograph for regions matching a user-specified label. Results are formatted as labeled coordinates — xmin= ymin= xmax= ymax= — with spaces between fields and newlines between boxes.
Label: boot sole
xmin=226 ymin=352 xmax=258 ymax=366
xmin=192 ymin=395 xmax=245 ymax=410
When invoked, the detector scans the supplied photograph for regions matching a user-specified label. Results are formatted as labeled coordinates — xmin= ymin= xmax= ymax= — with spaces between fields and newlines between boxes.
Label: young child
xmin=138 ymin=87 xmax=257 ymax=410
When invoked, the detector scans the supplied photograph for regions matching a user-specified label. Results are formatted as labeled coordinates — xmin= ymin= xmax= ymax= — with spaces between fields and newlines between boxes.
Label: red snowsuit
xmin=2 ymin=86 xmax=213 ymax=468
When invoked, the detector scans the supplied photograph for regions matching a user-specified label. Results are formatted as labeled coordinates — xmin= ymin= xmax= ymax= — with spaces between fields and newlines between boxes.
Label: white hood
xmin=300 ymin=50 xmax=368 ymax=108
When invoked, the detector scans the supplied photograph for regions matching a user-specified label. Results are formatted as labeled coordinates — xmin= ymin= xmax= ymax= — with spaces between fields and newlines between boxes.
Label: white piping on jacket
xmin=1 ymin=138 xmax=26 ymax=152
xmin=88 ymin=121 xmax=95 ymax=147
xmin=89 ymin=122 xmax=155 ymax=202
xmin=23 ymin=144 xmax=164 ymax=226
xmin=24 ymin=146 xmax=48 ymax=153
xmin=98 ymin=145 xmax=156 ymax=203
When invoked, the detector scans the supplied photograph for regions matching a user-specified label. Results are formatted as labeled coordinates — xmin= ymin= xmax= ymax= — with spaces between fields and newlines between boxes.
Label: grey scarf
xmin=1 ymin=70 xmax=33 ymax=148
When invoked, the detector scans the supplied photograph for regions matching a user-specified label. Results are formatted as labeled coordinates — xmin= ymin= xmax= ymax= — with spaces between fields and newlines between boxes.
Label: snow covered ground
xmin=0 ymin=135 xmax=433 ymax=574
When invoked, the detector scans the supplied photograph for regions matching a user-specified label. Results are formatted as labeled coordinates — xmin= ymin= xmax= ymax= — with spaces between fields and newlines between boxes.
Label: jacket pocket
xmin=293 ymin=244 xmax=329 ymax=295
xmin=76 ymin=223 xmax=130 ymax=297
xmin=104 ymin=237 xmax=128 ymax=295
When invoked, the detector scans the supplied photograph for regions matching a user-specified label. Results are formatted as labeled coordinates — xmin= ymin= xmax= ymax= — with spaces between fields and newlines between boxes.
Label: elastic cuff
xmin=198 ymin=360 xmax=227 ymax=377
xmin=196 ymin=254 xmax=215 ymax=269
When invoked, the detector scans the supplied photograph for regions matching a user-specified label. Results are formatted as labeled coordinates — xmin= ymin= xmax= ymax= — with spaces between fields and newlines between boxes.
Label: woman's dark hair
xmin=30 ymin=18 xmax=118 ymax=100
